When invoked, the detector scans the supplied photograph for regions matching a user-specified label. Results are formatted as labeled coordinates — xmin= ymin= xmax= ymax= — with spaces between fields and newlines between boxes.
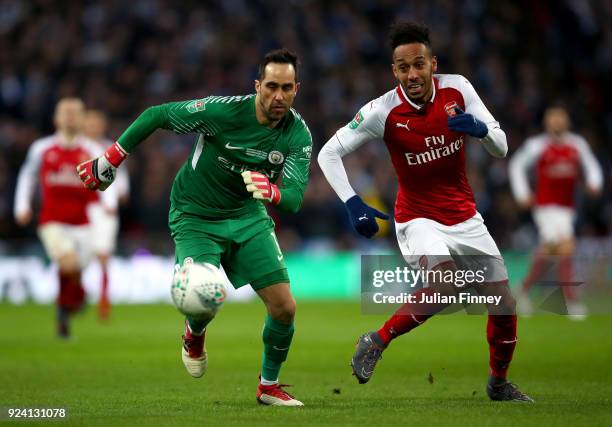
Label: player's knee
xmin=502 ymin=294 xmax=517 ymax=314
xmin=556 ymin=239 xmax=575 ymax=256
xmin=58 ymin=252 xmax=81 ymax=274
xmin=491 ymin=293 xmax=516 ymax=315
xmin=269 ymin=297 xmax=296 ymax=323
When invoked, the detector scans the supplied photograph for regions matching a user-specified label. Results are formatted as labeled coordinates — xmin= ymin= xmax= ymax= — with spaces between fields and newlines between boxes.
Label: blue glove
xmin=447 ymin=107 xmax=488 ymax=138
xmin=345 ymin=195 xmax=389 ymax=238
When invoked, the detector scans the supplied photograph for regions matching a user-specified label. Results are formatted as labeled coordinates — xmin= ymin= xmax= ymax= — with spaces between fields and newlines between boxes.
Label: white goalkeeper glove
xmin=77 ymin=142 xmax=128 ymax=191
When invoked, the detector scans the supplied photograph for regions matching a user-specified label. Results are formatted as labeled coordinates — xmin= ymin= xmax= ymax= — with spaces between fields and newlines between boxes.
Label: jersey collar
xmin=398 ymin=77 xmax=437 ymax=110
xmin=54 ymin=132 xmax=82 ymax=147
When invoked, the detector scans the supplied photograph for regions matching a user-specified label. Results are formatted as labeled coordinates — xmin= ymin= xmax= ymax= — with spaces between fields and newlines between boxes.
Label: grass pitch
xmin=1 ymin=302 xmax=611 ymax=426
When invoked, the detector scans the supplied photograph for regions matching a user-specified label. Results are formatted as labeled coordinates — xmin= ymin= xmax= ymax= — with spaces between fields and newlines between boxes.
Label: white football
xmin=171 ymin=263 xmax=227 ymax=318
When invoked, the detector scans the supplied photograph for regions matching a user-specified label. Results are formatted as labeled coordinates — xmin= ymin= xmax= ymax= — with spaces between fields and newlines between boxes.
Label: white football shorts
xmin=87 ymin=203 xmax=119 ymax=255
xmin=37 ymin=222 xmax=93 ymax=267
xmin=533 ymin=205 xmax=575 ymax=244
xmin=395 ymin=212 xmax=508 ymax=283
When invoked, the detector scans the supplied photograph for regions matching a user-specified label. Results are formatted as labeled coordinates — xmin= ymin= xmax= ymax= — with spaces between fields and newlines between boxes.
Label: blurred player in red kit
xmin=14 ymin=98 xmax=116 ymax=338
xmin=509 ymin=106 xmax=603 ymax=319
xmin=318 ymin=22 xmax=532 ymax=401
xmin=83 ymin=110 xmax=130 ymax=321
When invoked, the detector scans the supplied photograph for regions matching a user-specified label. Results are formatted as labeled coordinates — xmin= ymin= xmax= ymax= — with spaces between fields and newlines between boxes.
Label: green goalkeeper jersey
xmin=116 ymin=95 xmax=312 ymax=218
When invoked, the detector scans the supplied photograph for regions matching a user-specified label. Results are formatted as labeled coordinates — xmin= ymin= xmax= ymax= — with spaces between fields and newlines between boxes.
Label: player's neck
xmin=549 ymin=130 xmax=568 ymax=139
xmin=404 ymin=87 xmax=434 ymax=106
xmin=58 ymin=131 xmax=79 ymax=145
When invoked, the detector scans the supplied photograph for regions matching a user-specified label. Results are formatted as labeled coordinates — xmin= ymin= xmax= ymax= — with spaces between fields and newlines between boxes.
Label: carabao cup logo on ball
xmin=171 ymin=263 xmax=227 ymax=319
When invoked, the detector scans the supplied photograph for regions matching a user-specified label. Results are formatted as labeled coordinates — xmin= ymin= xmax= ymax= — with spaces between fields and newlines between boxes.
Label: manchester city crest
xmin=268 ymin=150 xmax=284 ymax=165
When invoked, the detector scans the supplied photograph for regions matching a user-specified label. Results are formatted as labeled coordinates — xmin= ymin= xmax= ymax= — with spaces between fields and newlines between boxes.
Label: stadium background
xmin=1 ymin=1 xmax=612 ymax=425
xmin=0 ymin=0 xmax=610 ymax=302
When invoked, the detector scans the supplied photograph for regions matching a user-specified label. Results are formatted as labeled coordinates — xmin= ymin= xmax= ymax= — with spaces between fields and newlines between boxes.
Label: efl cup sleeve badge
xmin=268 ymin=150 xmax=285 ymax=165
xmin=348 ymin=111 xmax=364 ymax=129
xmin=186 ymin=99 xmax=206 ymax=113
xmin=444 ymin=101 xmax=459 ymax=117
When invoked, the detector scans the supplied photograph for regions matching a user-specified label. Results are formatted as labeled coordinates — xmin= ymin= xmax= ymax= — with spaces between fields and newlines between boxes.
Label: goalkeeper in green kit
xmin=77 ymin=49 xmax=311 ymax=406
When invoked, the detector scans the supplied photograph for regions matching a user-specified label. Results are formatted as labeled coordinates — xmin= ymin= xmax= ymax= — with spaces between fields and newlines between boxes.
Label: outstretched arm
xmin=77 ymin=100 xmax=213 ymax=191
xmin=318 ymin=102 xmax=390 ymax=238
xmin=508 ymin=138 xmax=541 ymax=208
xmin=14 ymin=140 xmax=45 ymax=225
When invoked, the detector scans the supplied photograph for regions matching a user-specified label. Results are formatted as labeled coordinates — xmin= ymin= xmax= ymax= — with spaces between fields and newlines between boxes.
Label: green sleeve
xmin=117 ymin=99 xmax=218 ymax=152
xmin=276 ymin=129 xmax=313 ymax=214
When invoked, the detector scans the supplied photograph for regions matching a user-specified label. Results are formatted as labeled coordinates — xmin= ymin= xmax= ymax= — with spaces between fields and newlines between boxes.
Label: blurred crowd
xmin=0 ymin=0 xmax=610 ymax=256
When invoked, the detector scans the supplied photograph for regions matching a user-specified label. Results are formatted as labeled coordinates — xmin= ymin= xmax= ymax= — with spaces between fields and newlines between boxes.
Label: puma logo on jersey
xmin=396 ymin=120 xmax=410 ymax=131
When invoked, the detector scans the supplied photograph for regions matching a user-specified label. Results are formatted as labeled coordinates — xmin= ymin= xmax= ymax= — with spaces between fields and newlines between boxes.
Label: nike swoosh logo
xmin=225 ymin=142 xmax=243 ymax=150
xmin=277 ymin=255 xmax=284 ymax=261
xmin=273 ymin=346 xmax=289 ymax=351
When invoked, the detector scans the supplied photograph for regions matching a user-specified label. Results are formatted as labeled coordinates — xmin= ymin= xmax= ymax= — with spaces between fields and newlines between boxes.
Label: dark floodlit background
xmin=2 ymin=4 xmax=612 ymax=423
xmin=0 ymin=0 xmax=610 ymax=259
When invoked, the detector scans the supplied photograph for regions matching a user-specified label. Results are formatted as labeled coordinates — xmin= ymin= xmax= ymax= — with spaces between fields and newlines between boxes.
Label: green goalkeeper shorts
xmin=168 ymin=206 xmax=289 ymax=290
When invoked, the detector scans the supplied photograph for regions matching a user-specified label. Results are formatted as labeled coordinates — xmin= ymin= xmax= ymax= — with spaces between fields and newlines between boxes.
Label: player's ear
xmin=391 ymin=63 xmax=399 ymax=79
xmin=254 ymin=79 xmax=261 ymax=93
xmin=431 ymin=56 xmax=438 ymax=73
xmin=294 ymin=82 xmax=300 ymax=95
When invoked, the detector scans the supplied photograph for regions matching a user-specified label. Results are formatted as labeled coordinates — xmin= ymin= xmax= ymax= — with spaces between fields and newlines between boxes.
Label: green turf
xmin=1 ymin=302 xmax=611 ymax=426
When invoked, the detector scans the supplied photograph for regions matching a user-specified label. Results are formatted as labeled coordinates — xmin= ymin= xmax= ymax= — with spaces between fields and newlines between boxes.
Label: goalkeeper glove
xmin=241 ymin=171 xmax=281 ymax=205
xmin=345 ymin=195 xmax=389 ymax=239
xmin=447 ymin=107 xmax=488 ymax=138
xmin=77 ymin=142 xmax=128 ymax=191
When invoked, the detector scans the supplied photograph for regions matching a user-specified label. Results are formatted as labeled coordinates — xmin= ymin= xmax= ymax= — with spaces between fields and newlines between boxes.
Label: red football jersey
xmin=331 ymin=74 xmax=503 ymax=225
xmin=14 ymin=134 xmax=102 ymax=225
xmin=509 ymin=133 xmax=602 ymax=208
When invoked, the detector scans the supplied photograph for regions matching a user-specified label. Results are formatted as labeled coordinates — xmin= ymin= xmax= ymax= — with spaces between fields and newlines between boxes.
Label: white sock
xmin=260 ymin=376 xmax=278 ymax=386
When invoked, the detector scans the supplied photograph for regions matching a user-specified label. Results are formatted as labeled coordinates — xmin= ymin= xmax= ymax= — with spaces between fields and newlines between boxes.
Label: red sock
xmin=558 ymin=256 xmax=576 ymax=302
xmin=58 ymin=271 xmax=85 ymax=312
xmin=99 ymin=264 xmax=110 ymax=319
xmin=377 ymin=287 xmax=450 ymax=345
xmin=522 ymin=253 xmax=547 ymax=292
xmin=487 ymin=314 xmax=517 ymax=379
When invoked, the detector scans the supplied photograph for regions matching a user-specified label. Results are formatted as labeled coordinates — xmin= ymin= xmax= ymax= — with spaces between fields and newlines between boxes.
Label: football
xmin=171 ymin=262 xmax=227 ymax=318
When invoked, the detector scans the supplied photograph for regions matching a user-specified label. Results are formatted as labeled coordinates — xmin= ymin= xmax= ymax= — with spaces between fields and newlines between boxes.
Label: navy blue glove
xmin=345 ymin=195 xmax=389 ymax=238
xmin=447 ymin=107 xmax=488 ymax=138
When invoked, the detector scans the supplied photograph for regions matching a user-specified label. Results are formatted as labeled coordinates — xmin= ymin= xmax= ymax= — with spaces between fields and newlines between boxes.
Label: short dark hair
xmin=388 ymin=21 xmax=431 ymax=52
xmin=258 ymin=48 xmax=299 ymax=81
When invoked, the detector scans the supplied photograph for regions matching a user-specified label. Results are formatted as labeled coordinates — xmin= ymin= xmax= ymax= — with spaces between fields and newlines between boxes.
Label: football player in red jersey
xmin=83 ymin=110 xmax=130 ymax=321
xmin=318 ymin=21 xmax=532 ymax=402
xmin=14 ymin=98 xmax=115 ymax=338
xmin=509 ymin=106 xmax=603 ymax=319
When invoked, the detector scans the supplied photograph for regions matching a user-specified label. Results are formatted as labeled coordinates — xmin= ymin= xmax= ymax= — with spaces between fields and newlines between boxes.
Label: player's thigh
xmin=225 ymin=215 xmax=288 ymax=291
xmin=533 ymin=205 xmax=575 ymax=245
xmin=38 ymin=223 xmax=91 ymax=268
xmin=445 ymin=213 xmax=508 ymax=284
xmin=169 ymin=208 xmax=224 ymax=269
xmin=395 ymin=218 xmax=452 ymax=270
xmin=87 ymin=203 xmax=119 ymax=255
